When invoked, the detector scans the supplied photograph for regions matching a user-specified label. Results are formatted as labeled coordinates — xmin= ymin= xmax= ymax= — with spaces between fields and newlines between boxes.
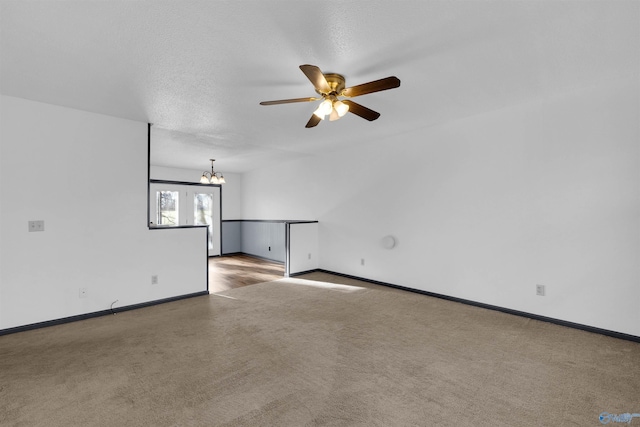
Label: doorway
xmin=150 ymin=183 xmax=221 ymax=256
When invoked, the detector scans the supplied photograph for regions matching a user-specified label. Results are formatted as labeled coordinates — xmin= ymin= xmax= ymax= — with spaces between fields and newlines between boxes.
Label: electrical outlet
xmin=79 ymin=287 xmax=88 ymax=298
xmin=536 ymin=284 xmax=545 ymax=296
xmin=361 ymin=258 xmax=365 ymax=266
xmin=308 ymin=253 xmax=311 ymax=260
xmin=268 ymin=246 xmax=271 ymax=251
xmin=151 ymin=275 xmax=158 ymax=285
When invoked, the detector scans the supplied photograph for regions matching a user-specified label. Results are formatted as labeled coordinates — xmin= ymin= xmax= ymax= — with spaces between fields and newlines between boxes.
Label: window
xmin=156 ymin=191 xmax=179 ymax=226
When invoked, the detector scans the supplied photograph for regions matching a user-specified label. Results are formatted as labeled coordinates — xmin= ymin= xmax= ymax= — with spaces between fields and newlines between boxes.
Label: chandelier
xmin=200 ymin=159 xmax=226 ymax=184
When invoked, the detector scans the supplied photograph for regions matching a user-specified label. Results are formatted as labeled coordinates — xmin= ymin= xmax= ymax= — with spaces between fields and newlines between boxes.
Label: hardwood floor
xmin=208 ymin=254 xmax=285 ymax=293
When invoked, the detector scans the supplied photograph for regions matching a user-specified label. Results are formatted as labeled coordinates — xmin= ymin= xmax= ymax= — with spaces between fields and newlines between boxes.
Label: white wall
xmin=241 ymin=78 xmax=640 ymax=337
xmin=150 ymin=165 xmax=242 ymax=220
xmin=0 ymin=96 xmax=207 ymax=330
xmin=242 ymin=158 xmax=320 ymax=221
xmin=289 ymin=222 xmax=319 ymax=275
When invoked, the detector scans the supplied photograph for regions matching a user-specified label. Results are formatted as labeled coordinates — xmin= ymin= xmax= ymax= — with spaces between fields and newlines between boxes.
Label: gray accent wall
xmin=222 ymin=221 xmax=285 ymax=263
xmin=221 ymin=221 xmax=241 ymax=254
xmin=242 ymin=222 xmax=285 ymax=262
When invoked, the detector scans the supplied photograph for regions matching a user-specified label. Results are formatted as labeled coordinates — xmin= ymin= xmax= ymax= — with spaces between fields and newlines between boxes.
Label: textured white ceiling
xmin=1 ymin=1 xmax=638 ymax=173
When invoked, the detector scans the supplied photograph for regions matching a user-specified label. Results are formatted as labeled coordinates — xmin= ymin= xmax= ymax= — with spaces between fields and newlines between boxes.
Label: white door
xmin=149 ymin=183 xmax=221 ymax=256
xmin=192 ymin=188 xmax=220 ymax=257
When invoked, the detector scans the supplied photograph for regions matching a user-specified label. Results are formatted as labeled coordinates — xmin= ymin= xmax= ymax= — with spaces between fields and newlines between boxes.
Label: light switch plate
xmin=28 ymin=220 xmax=45 ymax=232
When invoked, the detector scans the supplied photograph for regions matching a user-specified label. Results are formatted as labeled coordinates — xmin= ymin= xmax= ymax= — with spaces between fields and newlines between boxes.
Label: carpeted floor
xmin=1 ymin=272 xmax=638 ymax=426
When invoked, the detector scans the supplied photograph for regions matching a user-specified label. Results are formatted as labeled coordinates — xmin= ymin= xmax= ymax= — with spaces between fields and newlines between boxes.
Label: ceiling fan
xmin=260 ymin=64 xmax=401 ymax=128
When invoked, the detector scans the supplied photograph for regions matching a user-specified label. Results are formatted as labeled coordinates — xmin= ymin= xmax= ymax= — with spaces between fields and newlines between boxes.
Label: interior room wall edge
xmin=241 ymin=77 xmax=640 ymax=337
xmin=0 ymin=95 xmax=207 ymax=330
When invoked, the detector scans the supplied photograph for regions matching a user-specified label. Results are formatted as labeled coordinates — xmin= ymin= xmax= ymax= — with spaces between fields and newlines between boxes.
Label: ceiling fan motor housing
xmin=316 ymin=73 xmax=346 ymax=96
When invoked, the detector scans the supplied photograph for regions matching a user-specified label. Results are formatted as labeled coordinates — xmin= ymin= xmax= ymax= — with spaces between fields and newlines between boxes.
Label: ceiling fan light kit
xmin=260 ymin=64 xmax=400 ymax=128
xmin=200 ymin=159 xmax=225 ymax=184
xmin=313 ymin=99 xmax=334 ymax=119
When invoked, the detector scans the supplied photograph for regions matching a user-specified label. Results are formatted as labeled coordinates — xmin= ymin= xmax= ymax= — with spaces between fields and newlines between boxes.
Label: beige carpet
xmin=1 ymin=272 xmax=638 ymax=426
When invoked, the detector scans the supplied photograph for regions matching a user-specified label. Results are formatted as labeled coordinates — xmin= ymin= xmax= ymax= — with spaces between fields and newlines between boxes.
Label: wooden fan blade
xmin=305 ymin=114 xmax=322 ymax=128
xmin=260 ymin=97 xmax=319 ymax=105
xmin=300 ymin=64 xmax=332 ymax=94
xmin=342 ymin=100 xmax=380 ymax=121
xmin=342 ymin=76 xmax=400 ymax=97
